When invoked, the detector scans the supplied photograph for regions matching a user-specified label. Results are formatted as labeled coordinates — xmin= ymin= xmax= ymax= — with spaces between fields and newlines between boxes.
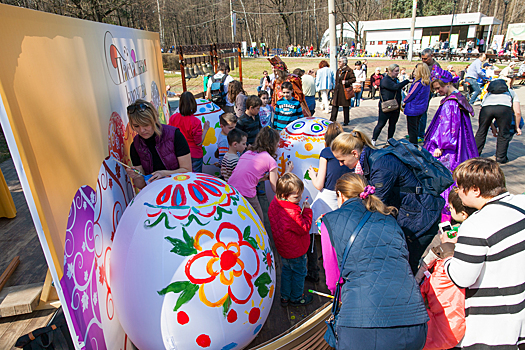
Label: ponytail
xmin=335 ymin=173 xmax=397 ymax=216
xmin=331 ymin=129 xmax=375 ymax=156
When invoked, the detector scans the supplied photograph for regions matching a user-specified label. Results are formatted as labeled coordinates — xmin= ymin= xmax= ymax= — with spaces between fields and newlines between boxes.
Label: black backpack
xmin=487 ymin=79 xmax=509 ymax=94
xmin=368 ymin=138 xmax=454 ymax=197
xmin=210 ymin=74 xmax=228 ymax=106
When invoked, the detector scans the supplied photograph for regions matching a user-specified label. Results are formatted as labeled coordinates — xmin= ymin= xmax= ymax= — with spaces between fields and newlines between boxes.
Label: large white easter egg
xmin=111 ymin=173 xmax=275 ymax=350
xmin=173 ymin=98 xmax=224 ymax=176
xmin=266 ymin=117 xmax=331 ymax=202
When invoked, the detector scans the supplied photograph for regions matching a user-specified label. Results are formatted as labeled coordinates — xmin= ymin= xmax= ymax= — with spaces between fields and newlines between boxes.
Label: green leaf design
xmin=304 ymin=169 xmax=312 ymax=180
xmin=182 ymin=214 xmax=210 ymax=227
xmin=243 ymin=226 xmax=258 ymax=250
xmin=202 ymin=116 xmax=206 ymax=123
xmin=215 ymin=206 xmax=233 ymax=221
xmin=254 ymin=272 xmax=272 ymax=298
xmin=222 ymin=295 xmax=232 ymax=317
xmin=165 ymin=234 xmax=197 ymax=256
xmin=214 ymin=121 xmax=220 ymax=128
xmin=144 ymin=212 xmax=176 ymax=229
xmin=158 ymin=281 xmax=199 ymax=312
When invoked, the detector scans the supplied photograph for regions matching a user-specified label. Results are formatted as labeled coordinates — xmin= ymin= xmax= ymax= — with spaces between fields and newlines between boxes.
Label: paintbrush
xmin=301 ymin=196 xmax=309 ymax=214
xmin=113 ymin=158 xmax=145 ymax=176
xmin=308 ymin=289 xmax=334 ymax=299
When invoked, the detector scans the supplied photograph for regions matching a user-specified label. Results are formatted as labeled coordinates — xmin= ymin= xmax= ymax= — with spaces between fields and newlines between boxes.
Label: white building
xmin=321 ymin=13 xmax=501 ymax=54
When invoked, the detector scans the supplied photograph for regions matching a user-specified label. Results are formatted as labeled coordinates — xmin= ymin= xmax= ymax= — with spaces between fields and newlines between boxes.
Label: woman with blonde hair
xmin=330 ymin=130 xmax=444 ymax=273
xmin=402 ymin=63 xmax=431 ymax=144
xmin=127 ymin=99 xmax=192 ymax=189
xmin=320 ymin=172 xmax=428 ymax=349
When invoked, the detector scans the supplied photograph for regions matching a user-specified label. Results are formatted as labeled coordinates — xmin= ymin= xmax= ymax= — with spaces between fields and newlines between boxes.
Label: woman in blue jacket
xmin=403 ymin=63 xmax=431 ymax=144
xmin=315 ymin=60 xmax=335 ymax=113
xmin=331 ymin=130 xmax=443 ymax=274
xmin=322 ymin=173 xmax=428 ymax=349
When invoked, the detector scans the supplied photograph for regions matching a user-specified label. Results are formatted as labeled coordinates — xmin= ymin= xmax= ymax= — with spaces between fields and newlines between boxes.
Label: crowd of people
xmin=126 ymin=51 xmax=525 ymax=349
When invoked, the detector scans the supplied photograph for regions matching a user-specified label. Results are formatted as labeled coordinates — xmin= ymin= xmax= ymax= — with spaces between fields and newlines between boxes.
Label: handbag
xmin=343 ymin=71 xmax=355 ymax=100
xmin=380 ymin=89 xmax=399 ymax=113
xmin=324 ymin=211 xmax=372 ymax=348
xmin=352 ymin=82 xmax=362 ymax=94
xmin=15 ymin=312 xmax=74 ymax=350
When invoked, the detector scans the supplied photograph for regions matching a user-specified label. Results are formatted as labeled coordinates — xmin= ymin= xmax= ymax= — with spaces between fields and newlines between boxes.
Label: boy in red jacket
xmin=268 ymin=173 xmax=313 ymax=307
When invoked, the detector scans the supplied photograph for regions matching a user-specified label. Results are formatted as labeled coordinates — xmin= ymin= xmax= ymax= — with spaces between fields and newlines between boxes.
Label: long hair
xmin=331 ymin=129 xmax=375 ymax=156
xmin=275 ymin=70 xmax=288 ymax=83
xmin=414 ymin=63 xmax=431 ymax=86
xmin=127 ymin=99 xmax=162 ymax=137
xmin=227 ymin=80 xmax=245 ymax=105
xmin=335 ymin=173 xmax=397 ymax=216
xmin=249 ymin=127 xmax=280 ymax=158
xmin=324 ymin=122 xmax=344 ymax=148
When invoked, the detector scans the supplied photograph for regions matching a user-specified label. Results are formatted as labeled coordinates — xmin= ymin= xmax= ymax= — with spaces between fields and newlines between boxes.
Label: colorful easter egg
xmin=266 ymin=117 xmax=331 ymax=202
xmin=110 ymin=173 xmax=275 ymax=350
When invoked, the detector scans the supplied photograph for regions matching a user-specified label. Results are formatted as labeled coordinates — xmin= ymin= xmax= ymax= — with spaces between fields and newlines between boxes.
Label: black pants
xmin=475 ymin=105 xmax=513 ymax=162
xmin=331 ymin=106 xmax=350 ymax=124
xmin=306 ymin=234 xmax=319 ymax=279
xmin=406 ymin=115 xmax=422 ymax=144
xmin=405 ymin=219 xmax=439 ymax=275
xmin=370 ymin=85 xmax=378 ymax=99
xmin=373 ymin=109 xmax=400 ymax=141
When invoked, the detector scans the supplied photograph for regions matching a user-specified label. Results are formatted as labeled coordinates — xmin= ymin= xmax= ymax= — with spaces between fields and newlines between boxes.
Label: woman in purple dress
xmin=424 ymin=68 xmax=478 ymax=221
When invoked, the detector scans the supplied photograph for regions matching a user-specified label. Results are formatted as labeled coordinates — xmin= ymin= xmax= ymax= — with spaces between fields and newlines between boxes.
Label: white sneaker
xmin=372 ymin=140 xmax=376 ymax=146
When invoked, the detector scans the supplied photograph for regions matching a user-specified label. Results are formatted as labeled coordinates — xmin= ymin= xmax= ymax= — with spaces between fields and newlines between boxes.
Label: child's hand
xmin=303 ymin=201 xmax=311 ymax=209
xmin=433 ymin=148 xmax=442 ymax=158
xmin=203 ymin=120 xmax=211 ymax=130
xmin=260 ymin=172 xmax=270 ymax=182
xmin=440 ymin=232 xmax=458 ymax=244
xmin=285 ymin=160 xmax=294 ymax=173
xmin=213 ymin=162 xmax=220 ymax=167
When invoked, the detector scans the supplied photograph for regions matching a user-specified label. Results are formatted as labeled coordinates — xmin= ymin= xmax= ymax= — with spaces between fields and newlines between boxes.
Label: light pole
xmin=238 ymin=18 xmax=245 ymax=56
xmin=500 ymin=0 xmax=510 ymax=35
xmin=447 ymin=0 xmax=458 ymax=61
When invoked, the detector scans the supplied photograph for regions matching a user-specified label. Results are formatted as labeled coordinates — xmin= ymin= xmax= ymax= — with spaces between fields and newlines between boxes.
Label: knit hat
xmin=268 ymin=56 xmax=288 ymax=71
xmin=430 ymin=65 xmax=459 ymax=84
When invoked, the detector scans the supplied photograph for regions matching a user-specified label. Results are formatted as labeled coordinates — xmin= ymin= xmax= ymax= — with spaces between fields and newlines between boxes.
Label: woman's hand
xmin=433 ymin=148 xmax=442 ymax=158
xmin=148 ymin=170 xmax=170 ymax=183
xmin=259 ymin=172 xmax=270 ymax=182
xmin=125 ymin=167 xmax=143 ymax=181
xmin=285 ymin=160 xmax=294 ymax=173
xmin=516 ymin=127 xmax=522 ymax=136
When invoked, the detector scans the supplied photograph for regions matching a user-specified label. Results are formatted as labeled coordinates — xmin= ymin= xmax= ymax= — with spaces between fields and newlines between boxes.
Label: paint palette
xmin=266 ymin=117 xmax=331 ymax=203
xmin=110 ymin=173 xmax=275 ymax=350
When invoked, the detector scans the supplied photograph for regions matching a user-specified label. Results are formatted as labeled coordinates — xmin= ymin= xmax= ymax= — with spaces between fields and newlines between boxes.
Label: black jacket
xmin=379 ymin=75 xmax=409 ymax=108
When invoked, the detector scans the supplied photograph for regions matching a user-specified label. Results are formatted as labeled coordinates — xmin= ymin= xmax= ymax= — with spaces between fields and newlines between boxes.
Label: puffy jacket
xmin=268 ymin=198 xmax=313 ymax=259
xmin=370 ymin=73 xmax=383 ymax=87
xmin=322 ymin=198 xmax=429 ymax=328
xmin=403 ymin=79 xmax=431 ymax=117
xmin=362 ymin=146 xmax=444 ymax=238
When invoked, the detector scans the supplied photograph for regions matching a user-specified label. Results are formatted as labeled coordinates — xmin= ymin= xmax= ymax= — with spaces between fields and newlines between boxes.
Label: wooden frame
xmin=177 ymin=43 xmax=242 ymax=98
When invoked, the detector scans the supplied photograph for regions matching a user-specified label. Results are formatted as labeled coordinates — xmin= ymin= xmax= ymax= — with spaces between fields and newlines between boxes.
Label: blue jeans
xmin=305 ymin=96 xmax=316 ymax=116
xmin=466 ymin=77 xmax=482 ymax=104
xmin=351 ymin=90 xmax=363 ymax=107
xmin=191 ymin=157 xmax=203 ymax=173
xmin=280 ymin=254 xmax=307 ymax=301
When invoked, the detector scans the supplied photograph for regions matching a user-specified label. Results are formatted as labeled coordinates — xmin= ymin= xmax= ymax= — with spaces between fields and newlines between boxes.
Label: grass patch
xmin=165 ymin=57 xmax=484 ymax=96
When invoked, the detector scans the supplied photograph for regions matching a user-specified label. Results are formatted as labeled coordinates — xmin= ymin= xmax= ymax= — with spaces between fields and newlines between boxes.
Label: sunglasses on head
xmin=127 ymin=103 xmax=149 ymax=114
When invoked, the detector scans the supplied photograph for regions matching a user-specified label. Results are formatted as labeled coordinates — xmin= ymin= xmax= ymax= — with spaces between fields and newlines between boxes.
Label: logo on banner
xmin=104 ymin=31 xmax=148 ymax=86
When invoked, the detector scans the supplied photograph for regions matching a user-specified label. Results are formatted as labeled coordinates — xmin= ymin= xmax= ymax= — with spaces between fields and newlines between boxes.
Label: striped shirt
xmin=273 ymin=97 xmax=302 ymax=131
xmin=217 ymin=133 xmax=228 ymax=165
xmin=220 ymin=152 xmax=239 ymax=181
xmin=445 ymin=193 xmax=525 ymax=349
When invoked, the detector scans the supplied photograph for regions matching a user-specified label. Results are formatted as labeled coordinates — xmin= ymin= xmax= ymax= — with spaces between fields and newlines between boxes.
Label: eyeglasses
xmin=127 ymin=103 xmax=149 ymax=114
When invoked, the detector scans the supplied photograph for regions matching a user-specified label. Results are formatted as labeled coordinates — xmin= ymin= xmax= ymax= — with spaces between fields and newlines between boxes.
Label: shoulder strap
xmin=485 ymin=200 xmax=525 ymax=216
xmin=338 ymin=210 xmax=372 ymax=274
xmin=331 ymin=210 xmax=372 ymax=316
xmin=220 ymin=74 xmax=228 ymax=83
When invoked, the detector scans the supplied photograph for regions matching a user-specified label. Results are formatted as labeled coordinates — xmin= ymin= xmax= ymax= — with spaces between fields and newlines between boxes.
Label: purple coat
xmin=403 ymin=79 xmax=431 ymax=117
xmin=133 ymin=125 xmax=180 ymax=175
xmin=423 ymin=92 xmax=478 ymax=218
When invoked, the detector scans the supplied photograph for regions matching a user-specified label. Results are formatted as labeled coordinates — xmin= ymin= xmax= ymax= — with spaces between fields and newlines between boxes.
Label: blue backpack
xmin=210 ymin=74 xmax=228 ymax=106
xmin=368 ymin=138 xmax=453 ymax=197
